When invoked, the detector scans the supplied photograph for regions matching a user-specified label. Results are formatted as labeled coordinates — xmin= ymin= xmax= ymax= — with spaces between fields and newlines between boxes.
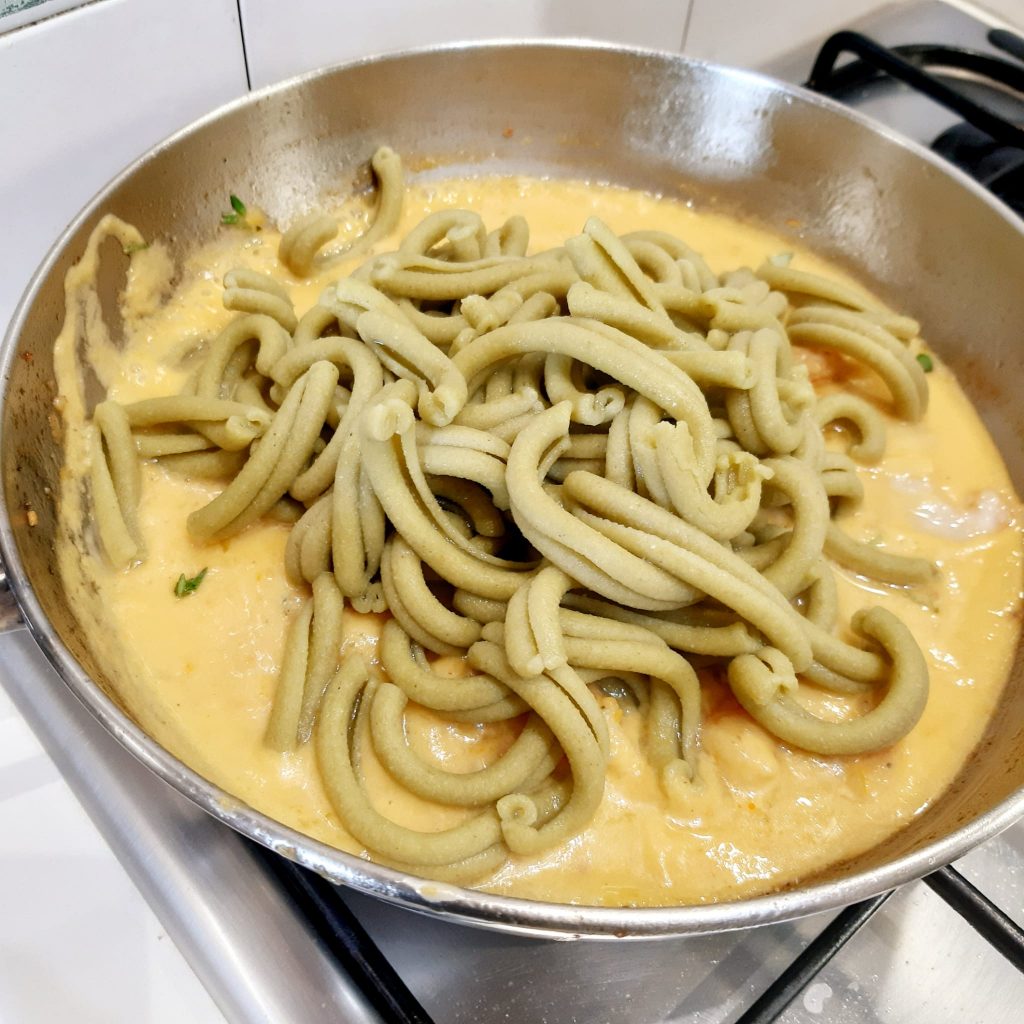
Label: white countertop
xmin=1 ymin=1 xmax=1021 ymax=1020
xmin=0 ymin=685 xmax=225 ymax=1023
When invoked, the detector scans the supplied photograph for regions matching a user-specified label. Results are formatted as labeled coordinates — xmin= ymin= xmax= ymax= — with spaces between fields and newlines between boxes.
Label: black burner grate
xmin=254 ymin=844 xmax=433 ymax=1024
xmin=734 ymin=891 xmax=894 ymax=1024
xmin=254 ymin=839 xmax=1024 ymax=1024
xmin=805 ymin=29 xmax=1024 ymax=218
xmin=933 ymin=122 xmax=1024 ymax=216
xmin=924 ymin=866 xmax=1024 ymax=974
xmin=734 ymin=867 xmax=1024 ymax=1023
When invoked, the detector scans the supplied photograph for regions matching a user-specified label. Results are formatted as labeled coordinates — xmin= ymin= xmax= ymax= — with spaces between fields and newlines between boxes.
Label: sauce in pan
xmin=55 ymin=176 xmax=1022 ymax=905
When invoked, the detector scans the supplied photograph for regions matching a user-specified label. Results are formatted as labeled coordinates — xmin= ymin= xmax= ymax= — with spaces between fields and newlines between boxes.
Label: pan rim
xmin=2 ymin=38 xmax=1022 ymax=939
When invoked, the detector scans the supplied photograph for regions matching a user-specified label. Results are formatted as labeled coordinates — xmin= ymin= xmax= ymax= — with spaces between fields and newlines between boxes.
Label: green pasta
xmin=90 ymin=159 xmax=943 ymax=882
xmin=378 ymin=618 xmax=525 ymax=721
xmin=369 ymin=685 xmax=558 ymax=806
xmin=223 ymin=268 xmax=298 ymax=333
xmin=317 ymin=657 xmax=505 ymax=866
xmin=728 ymin=608 xmax=928 ymax=755
xmin=279 ymin=146 xmax=404 ymax=277
xmin=187 ymin=360 xmax=340 ymax=541
xmin=91 ymin=401 xmax=143 ymax=567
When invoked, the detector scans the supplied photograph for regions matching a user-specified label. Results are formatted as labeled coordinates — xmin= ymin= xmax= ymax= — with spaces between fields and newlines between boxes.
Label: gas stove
xmin=2 ymin=2 xmax=1022 ymax=1022
xmin=766 ymin=1 xmax=1024 ymax=218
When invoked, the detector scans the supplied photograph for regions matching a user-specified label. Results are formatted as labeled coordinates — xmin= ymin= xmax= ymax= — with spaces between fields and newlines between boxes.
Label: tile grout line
xmin=679 ymin=0 xmax=695 ymax=54
xmin=235 ymin=0 xmax=252 ymax=91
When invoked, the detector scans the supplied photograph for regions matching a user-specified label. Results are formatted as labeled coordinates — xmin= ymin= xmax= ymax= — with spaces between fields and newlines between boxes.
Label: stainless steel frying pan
xmin=1 ymin=41 xmax=1022 ymax=940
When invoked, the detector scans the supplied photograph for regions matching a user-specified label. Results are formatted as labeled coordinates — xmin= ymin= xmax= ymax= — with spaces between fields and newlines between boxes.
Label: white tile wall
xmin=0 ymin=0 xmax=93 ymax=36
xmin=959 ymin=0 xmax=1024 ymax=31
xmin=238 ymin=0 xmax=693 ymax=89
xmin=0 ymin=0 xmax=247 ymax=327
xmin=682 ymin=0 xmax=890 ymax=69
xmin=682 ymin=0 xmax=1023 ymax=70
xmin=237 ymin=0 xmax=1024 ymax=96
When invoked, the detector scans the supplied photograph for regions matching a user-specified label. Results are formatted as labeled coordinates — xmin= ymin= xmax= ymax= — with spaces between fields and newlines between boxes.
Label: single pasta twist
xmin=279 ymin=146 xmax=404 ymax=276
xmin=223 ymin=268 xmax=298 ymax=333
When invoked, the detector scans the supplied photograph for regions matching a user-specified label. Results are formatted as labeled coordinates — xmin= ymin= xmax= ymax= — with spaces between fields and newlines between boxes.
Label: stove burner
xmin=806 ymin=30 xmax=1024 ymax=218
xmin=933 ymin=122 xmax=1024 ymax=216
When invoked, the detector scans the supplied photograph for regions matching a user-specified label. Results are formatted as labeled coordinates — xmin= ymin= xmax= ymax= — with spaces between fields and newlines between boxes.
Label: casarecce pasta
xmin=81 ymin=147 xmax=943 ymax=882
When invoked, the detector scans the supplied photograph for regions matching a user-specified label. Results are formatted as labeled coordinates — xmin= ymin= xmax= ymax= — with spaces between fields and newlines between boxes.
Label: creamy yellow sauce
xmin=56 ymin=176 xmax=1023 ymax=906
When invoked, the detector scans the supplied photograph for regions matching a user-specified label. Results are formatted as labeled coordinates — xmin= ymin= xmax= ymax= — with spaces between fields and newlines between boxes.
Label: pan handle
xmin=0 ymin=561 xmax=25 ymax=633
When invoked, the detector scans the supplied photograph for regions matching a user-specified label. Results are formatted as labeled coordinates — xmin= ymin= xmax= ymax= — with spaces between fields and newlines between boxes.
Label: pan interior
xmin=2 ymin=43 xmax=1022 ymax=936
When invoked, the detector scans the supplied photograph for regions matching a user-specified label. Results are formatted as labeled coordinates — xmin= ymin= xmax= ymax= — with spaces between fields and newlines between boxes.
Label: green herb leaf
xmin=220 ymin=194 xmax=249 ymax=227
xmin=122 ymin=241 xmax=150 ymax=255
xmin=174 ymin=568 xmax=208 ymax=598
xmin=916 ymin=352 xmax=934 ymax=373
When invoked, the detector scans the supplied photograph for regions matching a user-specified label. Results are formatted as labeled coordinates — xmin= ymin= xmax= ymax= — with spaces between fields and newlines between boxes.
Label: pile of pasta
xmin=91 ymin=147 xmax=934 ymax=880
